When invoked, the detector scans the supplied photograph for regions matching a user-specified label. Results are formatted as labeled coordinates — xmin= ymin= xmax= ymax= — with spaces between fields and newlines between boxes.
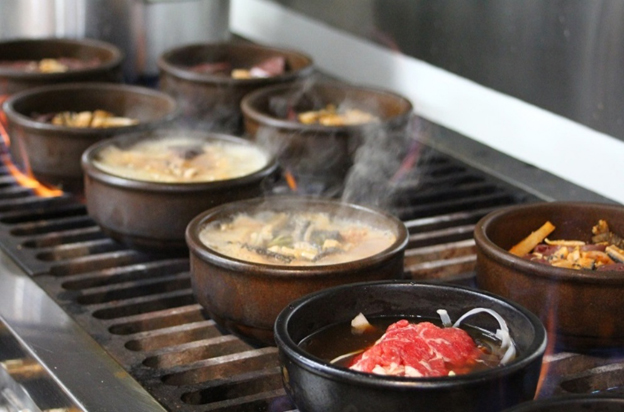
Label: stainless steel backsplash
xmin=272 ymin=0 xmax=624 ymax=143
xmin=0 ymin=0 xmax=231 ymax=81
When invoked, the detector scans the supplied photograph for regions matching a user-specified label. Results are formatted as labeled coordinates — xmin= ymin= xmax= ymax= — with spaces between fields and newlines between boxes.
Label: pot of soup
xmin=185 ymin=196 xmax=409 ymax=346
xmin=82 ymin=129 xmax=278 ymax=251
xmin=4 ymin=82 xmax=177 ymax=192
xmin=0 ymin=38 xmax=123 ymax=95
xmin=274 ymin=281 xmax=547 ymax=412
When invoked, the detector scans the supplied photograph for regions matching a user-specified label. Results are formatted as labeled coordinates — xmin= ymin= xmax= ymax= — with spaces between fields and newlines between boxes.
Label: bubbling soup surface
xmin=199 ymin=211 xmax=397 ymax=266
xmin=93 ymin=136 xmax=269 ymax=183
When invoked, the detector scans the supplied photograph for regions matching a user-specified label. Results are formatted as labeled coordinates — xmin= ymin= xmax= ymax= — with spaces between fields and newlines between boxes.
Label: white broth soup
xmin=199 ymin=211 xmax=397 ymax=265
xmin=94 ymin=136 xmax=268 ymax=183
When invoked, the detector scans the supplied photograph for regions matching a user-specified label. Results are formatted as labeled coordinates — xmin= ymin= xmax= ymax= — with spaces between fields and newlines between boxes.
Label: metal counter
xmin=0 ymin=249 xmax=166 ymax=412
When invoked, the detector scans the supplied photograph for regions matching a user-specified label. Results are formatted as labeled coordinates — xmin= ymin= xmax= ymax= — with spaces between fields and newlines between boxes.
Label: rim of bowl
xmin=157 ymin=41 xmax=314 ymax=85
xmin=2 ymin=82 xmax=178 ymax=135
xmin=81 ymin=129 xmax=279 ymax=192
xmin=0 ymin=38 xmax=123 ymax=78
xmin=240 ymin=81 xmax=414 ymax=133
xmin=185 ymin=195 xmax=409 ymax=274
xmin=274 ymin=280 xmax=548 ymax=389
xmin=474 ymin=201 xmax=624 ymax=283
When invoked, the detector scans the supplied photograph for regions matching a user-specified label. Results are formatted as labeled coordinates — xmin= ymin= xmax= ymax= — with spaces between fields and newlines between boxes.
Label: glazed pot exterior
xmin=241 ymin=82 xmax=413 ymax=183
xmin=0 ymin=38 xmax=122 ymax=95
xmin=158 ymin=42 xmax=314 ymax=133
xmin=474 ymin=201 xmax=624 ymax=350
xmin=82 ymin=131 xmax=278 ymax=251
xmin=4 ymin=83 xmax=177 ymax=191
xmin=186 ymin=196 xmax=409 ymax=346
xmin=274 ymin=281 xmax=547 ymax=412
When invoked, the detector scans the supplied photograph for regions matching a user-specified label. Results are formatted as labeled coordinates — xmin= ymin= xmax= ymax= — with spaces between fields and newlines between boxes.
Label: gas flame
xmin=0 ymin=102 xmax=63 ymax=198
xmin=284 ymin=170 xmax=298 ymax=191
xmin=534 ymin=303 xmax=558 ymax=398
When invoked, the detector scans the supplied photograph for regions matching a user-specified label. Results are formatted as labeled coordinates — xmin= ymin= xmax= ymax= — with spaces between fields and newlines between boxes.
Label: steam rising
xmin=341 ymin=115 xmax=427 ymax=209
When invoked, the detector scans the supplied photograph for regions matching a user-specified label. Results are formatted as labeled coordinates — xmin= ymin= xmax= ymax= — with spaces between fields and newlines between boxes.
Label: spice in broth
xmin=199 ymin=211 xmax=397 ymax=265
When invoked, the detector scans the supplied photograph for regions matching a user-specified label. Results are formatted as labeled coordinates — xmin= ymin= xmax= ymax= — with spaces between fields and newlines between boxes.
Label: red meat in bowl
xmin=274 ymin=280 xmax=547 ymax=412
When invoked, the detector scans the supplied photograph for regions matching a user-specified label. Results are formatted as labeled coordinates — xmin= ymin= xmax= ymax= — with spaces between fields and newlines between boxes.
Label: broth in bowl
xmin=199 ymin=211 xmax=397 ymax=266
xmin=93 ymin=135 xmax=269 ymax=183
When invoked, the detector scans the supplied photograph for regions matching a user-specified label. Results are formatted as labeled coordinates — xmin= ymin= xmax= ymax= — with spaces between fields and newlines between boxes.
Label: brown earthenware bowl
xmin=158 ymin=41 xmax=314 ymax=133
xmin=474 ymin=201 xmax=624 ymax=351
xmin=274 ymin=281 xmax=547 ymax=412
xmin=185 ymin=196 xmax=409 ymax=346
xmin=240 ymin=81 xmax=413 ymax=186
xmin=0 ymin=38 xmax=123 ymax=95
xmin=82 ymin=129 xmax=278 ymax=251
xmin=4 ymin=82 xmax=177 ymax=192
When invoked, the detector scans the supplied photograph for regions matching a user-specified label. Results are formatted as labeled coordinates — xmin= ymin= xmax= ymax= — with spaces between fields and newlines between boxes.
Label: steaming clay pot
xmin=82 ymin=130 xmax=278 ymax=251
xmin=241 ymin=81 xmax=413 ymax=189
xmin=185 ymin=196 xmax=409 ymax=346
xmin=0 ymin=38 xmax=123 ymax=95
xmin=3 ymin=82 xmax=177 ymax=192
xmin=158 ymin=41 xmax=314 ymax=134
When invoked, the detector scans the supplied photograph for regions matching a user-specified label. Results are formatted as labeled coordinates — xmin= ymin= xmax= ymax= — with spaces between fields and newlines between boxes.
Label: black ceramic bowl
xmin=503 ymin=396 xmax=624 ymax=411
xmin=82 ymin=129 xmax=278 ymax=251
xmin=186 ymin=196 xmax=409 ymax=346
xmin=274 ymin=281 xmax=547 ymax=412
xmin=0 ymin=38 xmax=122 ymax=95
xmin=4 ymin=82 xmax=177 ymax=191
xmin=241 ymin=81 xmax=413 ymax=185
xmin=474 ymin=201 xmax=624 ymax=351
xmin=158 ymin=41 xmax=314 ymax=133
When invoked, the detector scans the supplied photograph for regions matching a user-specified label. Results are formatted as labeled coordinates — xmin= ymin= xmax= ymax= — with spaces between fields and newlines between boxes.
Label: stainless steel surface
xmin=269 ymin=0 xmax=624 ymax=142
xmin=0 ymin=249 xmax=167 ymax=412
xmin=0 ymin=0 xmax=231 ymax=80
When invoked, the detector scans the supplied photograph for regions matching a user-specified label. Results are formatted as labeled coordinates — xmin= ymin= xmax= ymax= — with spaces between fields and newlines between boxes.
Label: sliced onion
xmin=452 ymin=308 xmax=516 ymax=365
xmin=436 ymin=309 xmax=452 ymax=327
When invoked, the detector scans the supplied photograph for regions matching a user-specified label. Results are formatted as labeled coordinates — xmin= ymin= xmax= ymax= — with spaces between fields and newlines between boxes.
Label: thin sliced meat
xmin=349 ymin=320 xmax=481 ymax=377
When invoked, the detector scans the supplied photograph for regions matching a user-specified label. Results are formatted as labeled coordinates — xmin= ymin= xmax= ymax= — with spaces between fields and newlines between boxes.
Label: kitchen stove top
xmin=0 ymin=121 xmax=620 ymax=411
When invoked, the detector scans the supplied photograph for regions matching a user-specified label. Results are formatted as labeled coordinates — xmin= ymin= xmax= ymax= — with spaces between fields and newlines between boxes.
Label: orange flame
xmin=284 ymin=170 xmax=298 ymax=192
xmin=534 ymin=304 xmax=558 ymax=398
xmin=0 ymin=101 xmax=63 ymax=198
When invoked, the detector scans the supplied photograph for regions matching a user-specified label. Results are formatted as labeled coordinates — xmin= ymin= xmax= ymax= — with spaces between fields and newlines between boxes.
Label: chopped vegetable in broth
xmin=0 ymin=57 xmax=101 ymax=73
xmin=512 ymin=219 xmax=624 ymax=271
xmin=294 ymin=104 xmax=380 ymax=126
xmin=34 ymin=110 xmax=138 ymax=128
xmin=199 ymin=211 xmax=397 ymax=265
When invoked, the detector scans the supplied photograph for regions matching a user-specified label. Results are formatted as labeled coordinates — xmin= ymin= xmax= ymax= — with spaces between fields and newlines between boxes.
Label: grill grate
xmin=2 ymin=140 xmax=620 ymax=411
